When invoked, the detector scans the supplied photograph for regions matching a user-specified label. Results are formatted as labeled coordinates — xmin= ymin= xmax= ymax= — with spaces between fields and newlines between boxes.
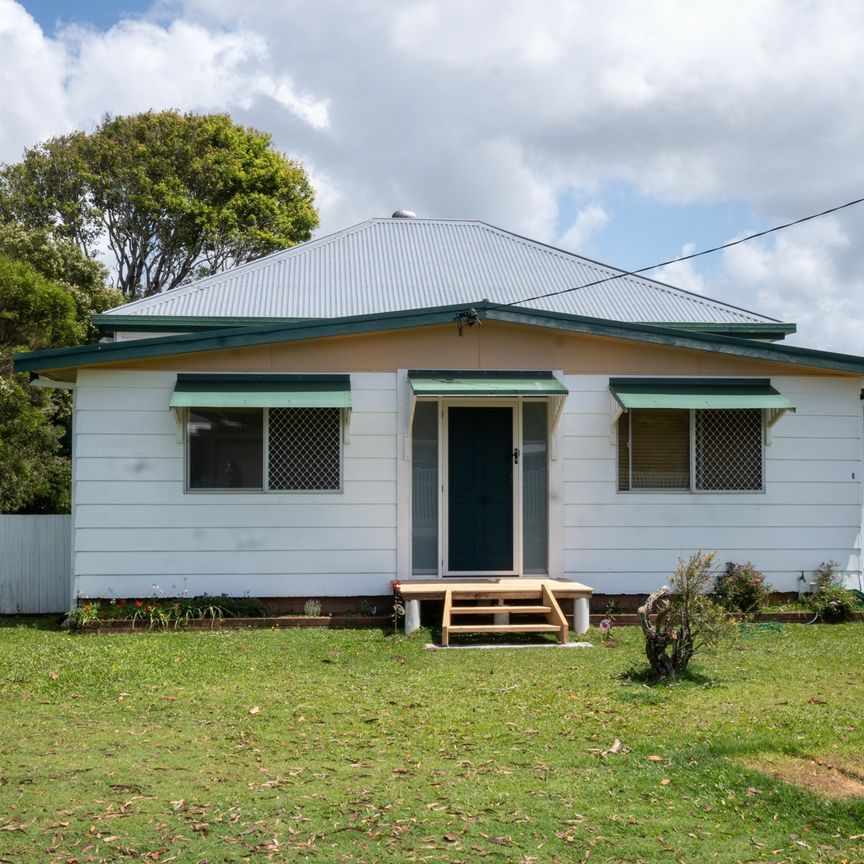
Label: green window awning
xmin=170 ymin=373 xmax=351 ymax=409
xmin=609 ymin=378 xmax=795 ymax=411
xmin=408 ymin=370 xmax=568 ymax=397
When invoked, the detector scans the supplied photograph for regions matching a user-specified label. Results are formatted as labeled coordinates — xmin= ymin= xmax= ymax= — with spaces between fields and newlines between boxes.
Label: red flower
xmin=389 ymin=580 xmax=401 ymax=593
xmin=134 ymin=600 xmax=143 ymax=607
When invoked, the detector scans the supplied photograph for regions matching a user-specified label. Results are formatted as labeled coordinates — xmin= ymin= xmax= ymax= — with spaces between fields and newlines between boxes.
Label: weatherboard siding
xmin=71 ymin=368 xmax=862 ymax=598
xmin=559 ymin=374 xmax=863 ymax=592
xmin=71 ymin=369 xmax=399 ymax=598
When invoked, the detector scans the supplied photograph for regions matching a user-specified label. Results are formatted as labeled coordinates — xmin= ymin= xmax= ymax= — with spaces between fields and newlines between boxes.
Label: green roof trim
xmin=609 ymin=377 xmax=795 ymax=410
xmin=14 ymin=302 xmax=864 ymax=377
xmin=409 ymin=370 xmax=568 ymax=396
xmin=170 ymin=373 xmax=351 ymax=409
xmin=650 ymin=322 xmax=796 ymax=341
xmin=94 ymin=313 xmax=796 ymax=341
xmin=93 ymin=314 xmax=310 ymax=333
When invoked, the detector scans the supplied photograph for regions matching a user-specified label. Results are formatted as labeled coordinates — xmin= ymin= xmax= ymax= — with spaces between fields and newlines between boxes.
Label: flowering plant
xmin=598 ymin=617 xmax=614 ymax=642
xmin=806 ymin=561 xmax=861 ymax=621
xmin=713 ymin=561 xmax=771 ymax=613
xmin=66 ymin=595 xmax=253 ymax=629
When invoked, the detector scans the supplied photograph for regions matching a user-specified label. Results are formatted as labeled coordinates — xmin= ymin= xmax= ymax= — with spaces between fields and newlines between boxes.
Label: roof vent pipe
xmin=392 ymin=209 xmax=417 ymax=218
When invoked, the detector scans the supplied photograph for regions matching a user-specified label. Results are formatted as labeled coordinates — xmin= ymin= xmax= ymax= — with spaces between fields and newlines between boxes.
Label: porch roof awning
xmin=609 ymin=377 xmax=795 ymax=411
xmin=408 ymin=370 xmax=568 ymax=397
xmin=169 ymin=373 xmax=352 ymax=409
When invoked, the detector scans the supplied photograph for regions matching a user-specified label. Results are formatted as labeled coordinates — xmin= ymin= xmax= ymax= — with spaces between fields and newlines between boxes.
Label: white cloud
xmin=654 ymin=244 xmax=706 ymax=295
xmin=558 ymin=205 xmax=610 ymax=254
xmin=0 ymin=1 xmax=70 ymax=161
xmin=0 ymin=4 xmax=329 ymax=164
xmin=718 ymin=217 xmax=864 ymax=353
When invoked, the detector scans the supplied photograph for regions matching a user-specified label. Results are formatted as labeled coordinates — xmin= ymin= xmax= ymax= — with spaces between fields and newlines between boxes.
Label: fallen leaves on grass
xmin=601 ymin=738 xmax=625 ymax=758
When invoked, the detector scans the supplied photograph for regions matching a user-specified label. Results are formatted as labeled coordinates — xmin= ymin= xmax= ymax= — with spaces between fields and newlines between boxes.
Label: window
xmin=618 ymin=408 xmax=763 ymax=492
xmin=268 ymin=407 xmax=341 ymax=491
xmin=187 ymin=407 xmax=342 ymax=492
xmin=189 ymin=409 xmax=264 ymax=489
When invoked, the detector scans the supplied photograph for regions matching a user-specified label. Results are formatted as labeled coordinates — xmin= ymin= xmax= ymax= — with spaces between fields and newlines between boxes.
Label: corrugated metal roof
xmin=104 ymin=218 xmax=780 ymax=325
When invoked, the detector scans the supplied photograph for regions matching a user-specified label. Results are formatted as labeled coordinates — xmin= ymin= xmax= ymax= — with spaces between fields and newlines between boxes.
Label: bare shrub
xmin=639 ymin=550 xmax=735 ymax=680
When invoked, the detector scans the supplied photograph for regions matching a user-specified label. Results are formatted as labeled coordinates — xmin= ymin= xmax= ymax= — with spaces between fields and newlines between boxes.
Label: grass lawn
xmin=0 ymin=621 xmax=862 ymax=863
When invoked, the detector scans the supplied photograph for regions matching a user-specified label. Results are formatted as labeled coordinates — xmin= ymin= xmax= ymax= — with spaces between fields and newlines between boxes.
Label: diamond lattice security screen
xmin=268 ymin=407 xmax=341 ymax=491
xmin=695 ymin=408 xmax=762 ymax=491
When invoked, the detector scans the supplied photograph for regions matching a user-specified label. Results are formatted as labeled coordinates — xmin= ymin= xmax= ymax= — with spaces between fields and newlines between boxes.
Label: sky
xmin=2 ymin=0 xmax=864 ymax=354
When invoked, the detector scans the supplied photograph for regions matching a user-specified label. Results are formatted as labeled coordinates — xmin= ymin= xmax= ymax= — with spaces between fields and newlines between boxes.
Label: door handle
xmin=513 ymin=448 xmax=519 ymax=465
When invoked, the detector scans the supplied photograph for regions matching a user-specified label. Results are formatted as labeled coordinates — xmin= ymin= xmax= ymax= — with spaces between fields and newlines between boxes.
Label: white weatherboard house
xmin=15 ymin=214 xmax=864 ymax=620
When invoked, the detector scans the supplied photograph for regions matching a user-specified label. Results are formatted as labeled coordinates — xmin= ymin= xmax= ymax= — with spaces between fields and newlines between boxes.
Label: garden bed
xmin=76 ymin=615 xmax=392 ymax=633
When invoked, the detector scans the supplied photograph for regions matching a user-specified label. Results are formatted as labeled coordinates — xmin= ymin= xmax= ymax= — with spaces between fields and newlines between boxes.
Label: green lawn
xmin=0 ymin=621 xmax=862 ymax=863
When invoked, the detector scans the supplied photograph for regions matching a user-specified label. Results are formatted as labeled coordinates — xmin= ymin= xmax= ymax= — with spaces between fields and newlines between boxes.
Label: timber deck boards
xmin=398 ymin=577 xmax=593 ymax=601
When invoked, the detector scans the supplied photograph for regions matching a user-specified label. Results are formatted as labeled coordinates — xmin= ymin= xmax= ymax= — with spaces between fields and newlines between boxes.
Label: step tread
xmin=446 ymin=624 xmax=562 ymax=634
xmin=447 ymin=592 xmax=545 ymax=600
xmin=450 ymin=605 xmax=552 ymax=615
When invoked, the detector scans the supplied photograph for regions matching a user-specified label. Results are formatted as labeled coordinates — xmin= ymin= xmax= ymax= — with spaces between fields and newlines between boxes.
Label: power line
xmin=490 ymin=195 xmax=864 ymax=311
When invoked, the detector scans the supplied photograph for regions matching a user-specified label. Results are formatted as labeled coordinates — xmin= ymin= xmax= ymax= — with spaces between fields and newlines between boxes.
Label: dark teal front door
xmin=448 ymin=407 xmax=514 ymax=572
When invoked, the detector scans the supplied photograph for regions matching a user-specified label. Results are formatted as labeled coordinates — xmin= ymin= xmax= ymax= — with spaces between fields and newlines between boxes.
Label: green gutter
xmin=650 ymin=322 xmax=796 ymax=341
xmin=92 ymin=314 xmax=310 ymax=333
xmin=14 ymin=302 xmax=864 ymax=375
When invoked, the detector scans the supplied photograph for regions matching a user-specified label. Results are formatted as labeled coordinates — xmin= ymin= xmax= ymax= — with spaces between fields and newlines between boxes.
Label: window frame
xmin=618 ymin=407 xmax=765 ymax=495
xmin=184 ymin=406 xmax=344 ymax=494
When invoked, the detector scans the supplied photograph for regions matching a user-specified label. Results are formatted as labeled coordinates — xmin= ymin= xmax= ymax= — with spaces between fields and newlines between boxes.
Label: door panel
xmin=448 ymin=407 xmax=513 ymax=572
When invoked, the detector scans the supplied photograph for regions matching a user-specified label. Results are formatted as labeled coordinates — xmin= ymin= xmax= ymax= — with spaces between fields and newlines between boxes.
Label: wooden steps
xmin=450 ymin=604 xmax=551 ymax=615
xmin=446 ymin=624 xmax=562 ymax=635
xmin=441 ymin=583 xmax=568 ymax=647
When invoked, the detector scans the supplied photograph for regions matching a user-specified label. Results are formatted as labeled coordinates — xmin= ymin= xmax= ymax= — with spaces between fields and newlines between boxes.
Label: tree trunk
xmin=639 ymin=587 xmax=676 ymax=680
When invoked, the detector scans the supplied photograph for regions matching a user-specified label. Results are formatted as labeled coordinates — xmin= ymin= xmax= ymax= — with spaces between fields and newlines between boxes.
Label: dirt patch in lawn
xmin=745 ymin=754 xmax=864 ymax=799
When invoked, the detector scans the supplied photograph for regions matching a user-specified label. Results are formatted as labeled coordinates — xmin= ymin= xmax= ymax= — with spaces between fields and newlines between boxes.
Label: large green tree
xmin=0 ymin=227 xmax=122 ymax=513
xmin=0 ymin=111 xmax=318 ymax=299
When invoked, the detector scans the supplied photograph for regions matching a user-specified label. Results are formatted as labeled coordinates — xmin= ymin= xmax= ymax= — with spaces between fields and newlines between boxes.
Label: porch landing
xmin=398 ymin=578 xmax=593 ymax=646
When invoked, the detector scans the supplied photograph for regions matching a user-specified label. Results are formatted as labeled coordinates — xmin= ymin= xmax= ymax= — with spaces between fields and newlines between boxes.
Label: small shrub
xmin=303 ymin=599 xmax=322 ymax=617
xmin=639 ymin=551 xmax=736 ymax=680
xmin=806 ymin=562 xmax=861 ymax=621
xmin=713 ymin=561 xmax=771 ymax=613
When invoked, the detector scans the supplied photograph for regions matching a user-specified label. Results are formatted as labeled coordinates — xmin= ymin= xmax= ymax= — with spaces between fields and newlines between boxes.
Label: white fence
xmin=0 ymin=515 xmax=71 ymax=614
